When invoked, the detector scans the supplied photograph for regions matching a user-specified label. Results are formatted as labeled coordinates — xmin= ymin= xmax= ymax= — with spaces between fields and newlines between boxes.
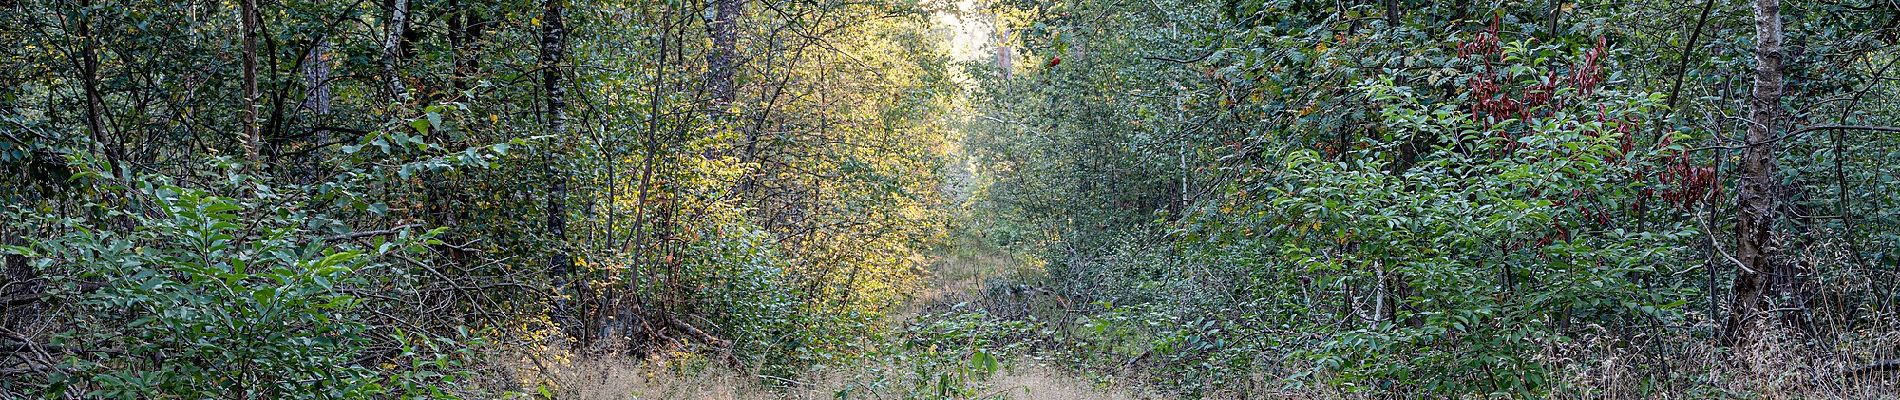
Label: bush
xmin=4 ymin=173 xmax=465 ymax=399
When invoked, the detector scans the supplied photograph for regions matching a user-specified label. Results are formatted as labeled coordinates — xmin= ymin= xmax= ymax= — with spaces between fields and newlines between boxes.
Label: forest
xmin=2 ymin=0 xmax=1899 ymax=398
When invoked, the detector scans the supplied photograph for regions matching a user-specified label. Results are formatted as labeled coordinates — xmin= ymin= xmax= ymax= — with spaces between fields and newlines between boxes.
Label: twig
xmin=1696 ymin=211 xmax=1754 ymax=274
xmin=756 ymin=374 xmax=808 ymax=388
xmin=1690 ymin=125 xmax=1900 ymax=152
xmin=322 ymin=223 xmax=422 ymax=242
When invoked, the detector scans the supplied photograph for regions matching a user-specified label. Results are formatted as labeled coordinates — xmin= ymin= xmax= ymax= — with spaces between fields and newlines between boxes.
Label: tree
xmin=241 ymin=0 xmax=261 ymax=164
xmin=383 ymin=0 xmax=410 ymax=102
xmin=541 ymin=0 xmax=574 ymax=338
xmin=1725 ymin=0 xmax=1786 ymax=346
xmin=706 ymin=0 xmax=744 ymax=112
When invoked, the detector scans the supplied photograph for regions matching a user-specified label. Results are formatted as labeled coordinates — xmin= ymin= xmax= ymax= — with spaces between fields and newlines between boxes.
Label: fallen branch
xmin=662 ymin=313 xmax=742 ymax=368
xmin=1122 ymin=349 xmax=1152 ymax=370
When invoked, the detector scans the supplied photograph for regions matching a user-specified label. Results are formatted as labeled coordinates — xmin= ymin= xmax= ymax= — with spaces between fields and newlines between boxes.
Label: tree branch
xmin=322 ymin=223 xmax=422 ymax=242
xmin=1690 ymin=125 xmax=1900 ymax=152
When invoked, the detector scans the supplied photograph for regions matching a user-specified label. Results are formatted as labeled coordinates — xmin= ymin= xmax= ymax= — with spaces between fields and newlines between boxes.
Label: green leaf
xmin=314 ymin=251 xmax=361 ymax=270
xmin=253 ymin=286 xmax=277 ymax=305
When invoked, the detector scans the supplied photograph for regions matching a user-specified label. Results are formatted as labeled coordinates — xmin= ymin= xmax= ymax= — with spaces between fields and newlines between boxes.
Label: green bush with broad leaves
xmin=3 ymin=171 xmax=467 ymax=399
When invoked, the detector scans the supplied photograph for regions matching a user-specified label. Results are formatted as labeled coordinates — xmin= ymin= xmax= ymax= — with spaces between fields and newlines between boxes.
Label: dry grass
xmin=467 ymin=235 xmax=1900 ymax=399
xmin=543 ymin=355 xmax=752 ymax=400
xmin=1543 ymin=320 xmax=1900 ymax=399
xmin=474 ymin=347 xmax=1163 ymax=400
xmin=470 ymin=328 xmax=1898 ymax=400
xmin=892 ymin=233 xmax=1037 ymax=322
xmin=471 ymin=349 xmax=763 ymax=400
xmin=978 ymin=365 xmax=1165 ymax=400
xmin=458 ymin=234 xmax=1170 ymax=400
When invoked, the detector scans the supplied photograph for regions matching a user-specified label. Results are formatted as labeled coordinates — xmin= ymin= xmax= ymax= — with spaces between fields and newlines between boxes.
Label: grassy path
xmin=538 ymin=234 xmax=1156 ymax=399
xmin=890 ymin=234 xmax=1161 ymax=400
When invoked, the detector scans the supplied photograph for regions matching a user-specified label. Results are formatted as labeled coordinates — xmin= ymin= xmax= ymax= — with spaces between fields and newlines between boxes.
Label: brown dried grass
xmin=473 ymin=345 xmax=1162 ymax=400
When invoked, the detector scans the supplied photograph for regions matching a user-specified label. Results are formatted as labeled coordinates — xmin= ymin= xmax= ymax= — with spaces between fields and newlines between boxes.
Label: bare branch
xmin=322 ymin=223 xmax=422 ymax=242
xmin=1690 ymin=125 xmax=1900 ymax=152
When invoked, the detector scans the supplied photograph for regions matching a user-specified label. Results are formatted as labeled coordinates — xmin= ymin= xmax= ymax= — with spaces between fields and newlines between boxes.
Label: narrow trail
xmin=892 ymin=234 xmax=1164 ymax=400
xmin=898 ymin=235 xmax=1023 ymax=320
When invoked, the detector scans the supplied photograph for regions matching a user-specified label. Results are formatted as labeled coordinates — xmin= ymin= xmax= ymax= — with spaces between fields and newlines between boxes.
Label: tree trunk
xmin=302 ymin=38 xmax=332 ymax=116
xmin=1546 ymin=0 xmax=1561 ymax=37
xmin=75 ymin=0 xmax=117 ymax=174
xmin=996 ymin=29 xmax=1014 ymax=79
xmin=540 ymin=0 xmax=575 ymax=341
xmin=1386 ymin=0 xmax=1399 ymax=28
xmin=383 ymin=0 xmax=410 ymax=102
xmin=1724 ymin=0 xmax=1784 ymax=347
xmin=301 ymin=36 xmax=332 ymax=179
xmin=705 ymin=0 xmax=743 ymax=112
xmin=241 ymin=0 xmax=261 ymax=164
xmin=448 ymin=0 xmax=485 ymax=95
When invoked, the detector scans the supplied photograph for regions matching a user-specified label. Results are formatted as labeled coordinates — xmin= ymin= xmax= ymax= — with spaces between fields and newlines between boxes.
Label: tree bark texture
xmin=540 ymin=0 xmax=576 ymax=340
xmin=706 ymin=0 xmax=743 ymax=112
xmin=384 ymin=0 xmax=411 ymax=102
xmin=241 ymin=0 xmax=261 ymax=164
xmin=1725 ymin=0 xmax=1784 ymax=346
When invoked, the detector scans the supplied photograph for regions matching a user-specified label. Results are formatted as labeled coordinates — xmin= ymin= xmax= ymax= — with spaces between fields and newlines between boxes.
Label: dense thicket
xmin=962 ymin=0 xmax=1900 ymax=396
xmin=3 ymin=0 xmax=1899 ymax=398
xmin=2 ymin=0 xmax=953 ymax=396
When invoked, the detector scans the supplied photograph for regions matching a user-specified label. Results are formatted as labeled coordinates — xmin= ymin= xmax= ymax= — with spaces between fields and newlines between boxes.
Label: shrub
xmin=4 ymin=173 xmax=465 ymax=399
